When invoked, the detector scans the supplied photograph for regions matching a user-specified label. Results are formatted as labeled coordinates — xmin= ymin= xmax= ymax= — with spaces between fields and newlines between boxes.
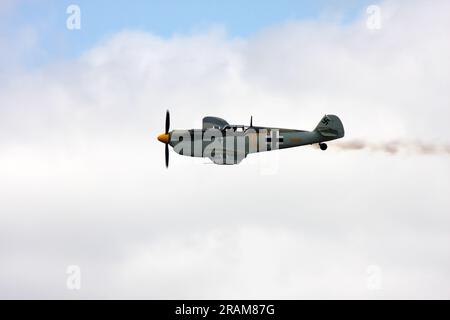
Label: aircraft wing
xmin=208 ymin=145 xmax=246 ymax=165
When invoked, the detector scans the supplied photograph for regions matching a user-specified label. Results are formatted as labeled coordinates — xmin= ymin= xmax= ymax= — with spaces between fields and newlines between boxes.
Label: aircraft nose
xmin=157 ymin=133 xmax=170 ymax=144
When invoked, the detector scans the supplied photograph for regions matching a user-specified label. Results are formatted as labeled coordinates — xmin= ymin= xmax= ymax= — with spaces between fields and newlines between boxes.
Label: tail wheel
xmin=319 ymin=143 xmax=328 ymax=151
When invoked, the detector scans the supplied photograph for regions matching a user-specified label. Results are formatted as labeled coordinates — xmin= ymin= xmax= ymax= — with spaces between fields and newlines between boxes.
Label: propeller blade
xmin=165 ymin=110 xmax=170 ymax=134
xmin=165 ymin=143 xmax=169 ymax=168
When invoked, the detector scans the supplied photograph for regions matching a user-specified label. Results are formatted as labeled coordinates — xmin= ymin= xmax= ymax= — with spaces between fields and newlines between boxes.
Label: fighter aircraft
xmin=157 ymin=111 xmax=345 ymax=167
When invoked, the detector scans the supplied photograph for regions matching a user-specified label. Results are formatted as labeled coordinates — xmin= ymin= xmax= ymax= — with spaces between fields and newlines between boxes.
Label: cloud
xmin=1 ymin=0 xmax=450 ymax=299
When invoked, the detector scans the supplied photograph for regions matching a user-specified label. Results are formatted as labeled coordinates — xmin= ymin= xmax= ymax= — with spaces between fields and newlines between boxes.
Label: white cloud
xmin=1 ymin=0 xmax=450 ymax=298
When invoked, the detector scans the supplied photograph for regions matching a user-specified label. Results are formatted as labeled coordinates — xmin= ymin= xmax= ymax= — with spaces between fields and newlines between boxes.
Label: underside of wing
xmin=208 ymin=147 xmax=246 ymax=165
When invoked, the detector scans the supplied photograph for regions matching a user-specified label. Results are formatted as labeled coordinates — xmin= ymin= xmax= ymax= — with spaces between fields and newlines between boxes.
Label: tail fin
xmin=314 ymin=115 xmax=345 ymax=139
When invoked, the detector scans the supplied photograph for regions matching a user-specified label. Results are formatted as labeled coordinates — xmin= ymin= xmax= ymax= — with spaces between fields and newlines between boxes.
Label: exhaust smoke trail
xmin=333 ymin=140 xmax=450 ymax=156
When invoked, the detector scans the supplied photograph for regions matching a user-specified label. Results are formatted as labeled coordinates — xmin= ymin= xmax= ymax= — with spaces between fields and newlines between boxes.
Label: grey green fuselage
xmin=165 ymin=115 xmax=345 ymax=165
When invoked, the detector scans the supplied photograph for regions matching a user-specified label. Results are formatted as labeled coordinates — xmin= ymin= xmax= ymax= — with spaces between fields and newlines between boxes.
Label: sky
xmin=1 ymin=0 xmax=450 ymax=299
xmin=1 ymin=0 xmax=374 ymax=66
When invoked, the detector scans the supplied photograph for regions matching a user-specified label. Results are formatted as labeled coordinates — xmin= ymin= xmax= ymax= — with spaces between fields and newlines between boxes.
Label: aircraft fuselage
xmin=157 ymin=114 xmax=345 ymax=165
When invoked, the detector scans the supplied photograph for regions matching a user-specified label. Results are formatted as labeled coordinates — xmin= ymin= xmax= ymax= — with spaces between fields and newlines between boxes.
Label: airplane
xmin=157 ymin=111 xmax=345 ymax=167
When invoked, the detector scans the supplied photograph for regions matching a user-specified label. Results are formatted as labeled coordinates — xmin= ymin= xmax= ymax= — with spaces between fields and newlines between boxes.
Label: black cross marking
xmin=266 ymin=130 xmax=283 ymax=150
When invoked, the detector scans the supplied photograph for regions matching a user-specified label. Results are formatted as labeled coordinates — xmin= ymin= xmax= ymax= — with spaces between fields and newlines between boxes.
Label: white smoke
xmin=334 ymin=140 xmax=450 ymax=155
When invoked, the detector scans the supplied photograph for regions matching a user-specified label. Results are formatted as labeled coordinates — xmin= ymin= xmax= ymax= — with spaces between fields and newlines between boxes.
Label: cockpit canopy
xmin=202 ymin=116 xmax=229 ymax=130
xmin=222 ymin=125 xmax=249 ymax=132
xmin=203 ymin=117 xmax=250 ymax=132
